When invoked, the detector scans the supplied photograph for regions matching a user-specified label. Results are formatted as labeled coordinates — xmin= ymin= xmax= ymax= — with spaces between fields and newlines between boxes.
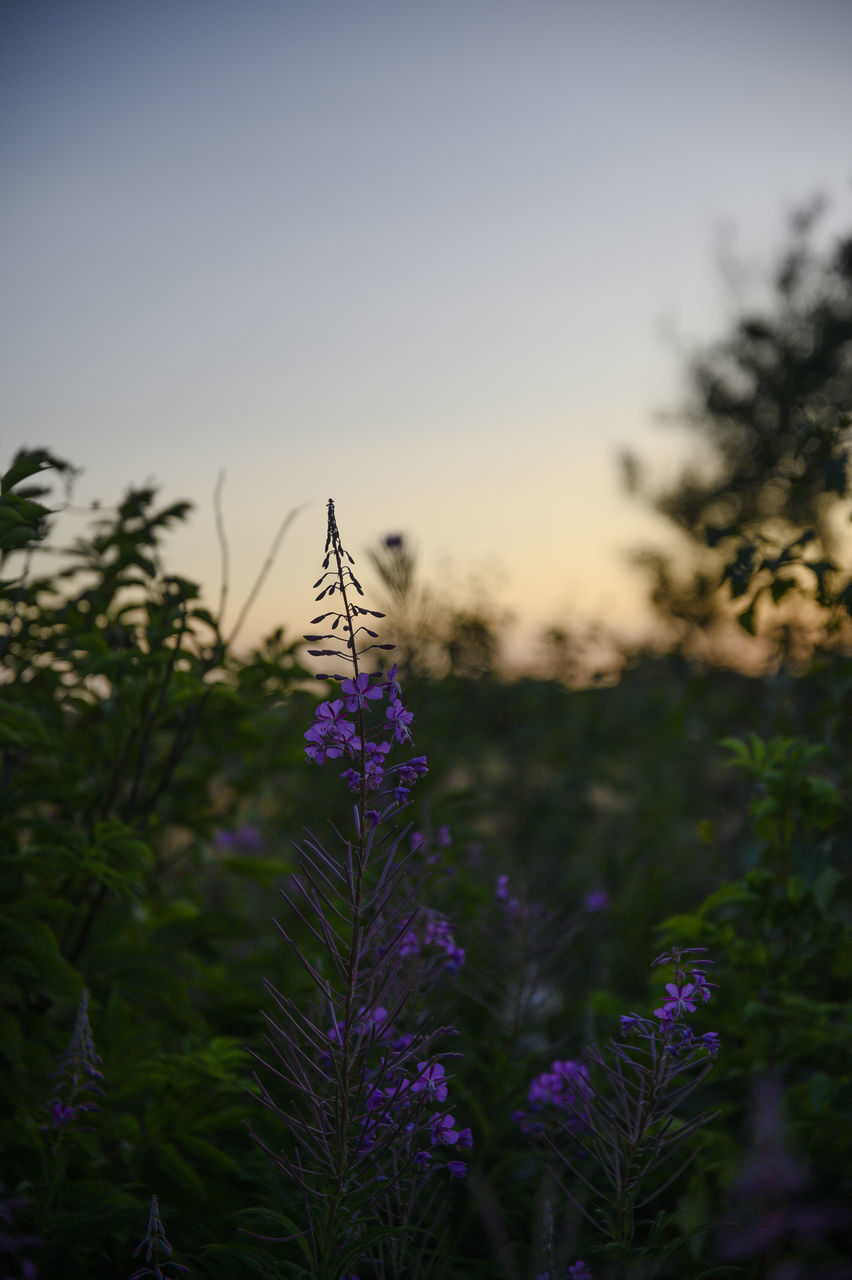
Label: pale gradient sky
xmin=3 ymin=0 xmax=852 ymax=658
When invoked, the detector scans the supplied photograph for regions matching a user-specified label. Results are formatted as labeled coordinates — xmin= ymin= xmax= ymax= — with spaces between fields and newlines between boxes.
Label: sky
xmin=3 ymin=0 xmax=852 ymax=662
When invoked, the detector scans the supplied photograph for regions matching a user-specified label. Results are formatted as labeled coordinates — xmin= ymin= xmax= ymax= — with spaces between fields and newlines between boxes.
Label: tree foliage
xmin=2 ymin=446 xmax=849 ymax=1277
xmin=629 ymin=201 xmax=852 ymax=652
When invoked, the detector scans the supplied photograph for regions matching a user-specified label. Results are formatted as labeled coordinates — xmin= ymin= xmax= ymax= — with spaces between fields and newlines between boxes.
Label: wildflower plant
xmin=250 ymin=500 xmax=469 ymax=1279
xmin=44 ymin=989 xmax=104 ymax=1136
xmin=516 ymin=948 xmax=719 ymax=1263
xmin=128 ymin=1194 xmax=188 ymax=1280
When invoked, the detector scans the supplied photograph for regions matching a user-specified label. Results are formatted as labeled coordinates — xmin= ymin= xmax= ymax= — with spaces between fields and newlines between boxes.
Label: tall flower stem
xmin=517 ymin=949 xmax=719 ymax=1266
xmin=252 ymin=499 xmax=469 ymax=1279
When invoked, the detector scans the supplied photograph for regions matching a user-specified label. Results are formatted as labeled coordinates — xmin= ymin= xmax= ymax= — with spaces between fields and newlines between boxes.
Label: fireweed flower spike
xmin=44 ymin=988 xmax=104 ymax=1134
xmin=516 ymin=948 xmax=719 ymax=1254
xmin=128 ymin=1194 xmax=188 ymax=1280
xmin=251 ymin=500 xmax=469 ymax=1280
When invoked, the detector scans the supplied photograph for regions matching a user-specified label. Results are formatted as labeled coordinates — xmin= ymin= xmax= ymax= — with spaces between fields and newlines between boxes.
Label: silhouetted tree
xmin=627 ymin=200 xmax=852 ymax=653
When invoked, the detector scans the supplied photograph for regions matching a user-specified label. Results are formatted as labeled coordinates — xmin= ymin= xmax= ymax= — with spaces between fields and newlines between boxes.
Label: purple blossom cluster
xmin=528 ymin=1059 xmax=591 ymax=1110
xmin=304 ymin=666 xmax=428 ymax=804
xmin=495 ymin=873 xmax=545 ymax=923
xmin=513 ymin=948 xmax=721 ymax=1264
xmin=322 ymin=1003 xmax=473 ymax=1179
xmin=582 ymin=889 xmax=610 ymax=914
xmin=513 ymin=1059 xmax=591 ymax=1136
xmin=326 ymin=1003 xmax=393 ymax=1046
xmin=496 ymin=874 xmax=609 ymax=937
xmin=43 ymin=989 xmax=103 ymax=1134
xmin=410 ymin=823 xmax=452 ymax=861
xmin=619 ymin=946 xmax=720 ymax=1058
xmin=398 ymin=908 xmax=466 ymax=974
xmin=515 ymin=948 xmax=719 ymax=1142
xmin=360 ymin=1058 xmax=473 ymax=1179
xmin=213 ymin=824 xmax=263 ymax=853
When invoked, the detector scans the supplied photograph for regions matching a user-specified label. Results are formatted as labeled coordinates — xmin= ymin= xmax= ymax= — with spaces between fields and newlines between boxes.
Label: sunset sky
xmin=3 ymin=0 xmax=852 ymax=660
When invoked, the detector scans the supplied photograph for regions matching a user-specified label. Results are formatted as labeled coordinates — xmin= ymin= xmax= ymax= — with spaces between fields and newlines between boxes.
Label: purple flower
xmin=691 ymin=971 xmax=713 ymax=1003
xmin=423 ymin=913 xmax=453 ymax=951
xmin=398 ymin=929 xmax=420 ymax=957
xmin=528 ymin=1060 xmax=590 ymax=1111
xmin=412 ymin=1062 xmax=449 ymax=1103
xmin=430 ymin=1112 xmax=462 ymax=1145
xmin=214 ymin=824 xmax=263 ymax=852
xmin=398 ymin=911 xmax=465 ymax=972
xmin=446 ymin=1160 xmax=467 ymax=1178
xmin=701 ymin=1031 xmax=720 ymax=1056
xmin=338 ymin=739 xmax=392 ymax=791
xmin=47 ymin=1099 xmax=78 ymax=1128
xmin=372 ymin=1076 xmax=414 ymax=1111
xmin=395 ymin=756 xmax=429 ymax=785
xmin=361 ymin=1005 xmax=390 ymax=1032
xmin=340 ymin=672 xmax=384 ymax=711
xmin=44 ymin=989 xmax=103 ymax=1134
xmin=437 ymin=825 xmax=452 ymax=847
xmin=363 ymin=740 xmax=391 ymax=788
xmin=512 ymin=1108 xmax=544 ymax=1136
xmin=305 ymin=725 xmax=349 ymax=764
xmin=654 ymin=981 xmax=697 ymax=1021
xmin=364 ymin=1083 xmax=392 ymax=1113
xmin=386 ymin=697 xmax=414 ymax=743
xmin=665 ymin=1025 xmax=696 ymax=1058
xmin=567 ymin=1263 xmax=592 ymax=1279
xmin=583 ymin=889 xmax=610 ymax=913
xmin=304 ymin=700 xmax=358 ymax=763
xmin=328 ymin=1005 xmax=392 ymax=1046
xmin=495 ymin=873 xmax=521 ymax=917
xmin=315 ymin=699 xmax=357 ymax=738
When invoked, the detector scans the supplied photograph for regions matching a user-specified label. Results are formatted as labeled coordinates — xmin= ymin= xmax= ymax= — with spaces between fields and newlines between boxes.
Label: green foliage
xmin=656 ymin=722 xmax=851 ymax=1275
xmin=628 ymin=202 xmax=852 ymax=654
xmin=719 ymin=733 xmax=843 ymax=877
xmin=0 ymin=449 xmax=309 ymax=1277
xmin=2 ymin=445 xmax=850 ymax=1278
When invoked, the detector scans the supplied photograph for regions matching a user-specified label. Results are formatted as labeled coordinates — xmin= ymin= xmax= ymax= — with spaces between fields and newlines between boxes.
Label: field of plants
xmin=1 ymin=425 xmax=850 ymax=1279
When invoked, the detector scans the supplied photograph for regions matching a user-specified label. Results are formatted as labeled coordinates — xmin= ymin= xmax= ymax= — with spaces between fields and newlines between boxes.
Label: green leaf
xmin=156 ymin=1139 xmax=208 ymax=1200
xmin=233 ymin=1211 xmax=315 ymax=1267
xmin=0 ymin=913 xmax=81 ymax=1000
xmin=813 ymin=864 xmax=844 ymax=914
xmin=181 ymin=1132 xmax=243 ymax=1175
xmin=0 ymin=703 xmax=51 ymax=747
xmin=1 ymin=448 xmax=70 ymax=495
xmin=221 ymin=855 xmax=293 ymax=884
